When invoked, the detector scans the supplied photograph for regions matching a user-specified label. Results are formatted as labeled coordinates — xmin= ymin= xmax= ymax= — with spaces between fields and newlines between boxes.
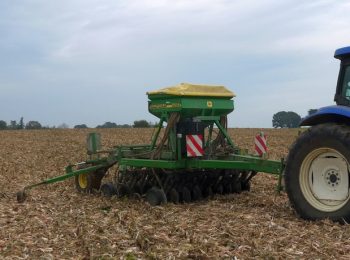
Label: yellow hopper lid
xmin=147 ymin=83 xmax=235 ymax=98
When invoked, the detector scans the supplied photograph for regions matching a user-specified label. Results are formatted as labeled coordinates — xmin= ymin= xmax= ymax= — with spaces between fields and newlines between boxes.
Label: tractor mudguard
xmin=300 ymin=105 xmax=350 ymax=126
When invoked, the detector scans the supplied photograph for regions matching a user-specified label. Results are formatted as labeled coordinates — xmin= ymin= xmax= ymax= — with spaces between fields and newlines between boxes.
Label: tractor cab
xmin=300 ymin=46 xmax=350 ymax=126
xmin=334 ymin=46 xmax=350 ymax=106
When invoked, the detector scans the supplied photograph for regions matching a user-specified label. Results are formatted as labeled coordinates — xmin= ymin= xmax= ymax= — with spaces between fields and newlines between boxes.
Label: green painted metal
xmin=148 ymin=97 xmax=234 ymax=119
xmin=119 ymin=157 xmax=282 ymax=175
xmin=23 ymin=163 xmax=110 ymax=192
xmin=119 ymin=158 xmax=185 ymax=169
xmin=19 ymin=85 xmax=286 ymax=197
xmin=214 ymin=119 xmax=236 ymax=149
xmin=150 ymin=119 xmax=164 ymax=150
xmin=87 ymin=133 xmax=101 ymax=153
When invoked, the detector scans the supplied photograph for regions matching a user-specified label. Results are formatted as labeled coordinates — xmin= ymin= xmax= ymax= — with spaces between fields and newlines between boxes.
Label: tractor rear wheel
xmin=285 ymin=124 xmax=350 ymax=222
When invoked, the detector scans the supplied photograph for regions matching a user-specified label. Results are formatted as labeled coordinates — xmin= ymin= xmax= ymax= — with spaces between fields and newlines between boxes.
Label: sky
xmin=0 ymin=0 xmax=350 ymax=128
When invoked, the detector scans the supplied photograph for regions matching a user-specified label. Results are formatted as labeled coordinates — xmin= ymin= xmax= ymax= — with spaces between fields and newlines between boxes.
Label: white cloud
xmin=0 ymin=0 xmax=349 ymax=127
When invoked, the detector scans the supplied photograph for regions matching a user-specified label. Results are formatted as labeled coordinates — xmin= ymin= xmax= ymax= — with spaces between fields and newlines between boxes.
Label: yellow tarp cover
xmin=147 ymin=83 xmax=235 ymax=98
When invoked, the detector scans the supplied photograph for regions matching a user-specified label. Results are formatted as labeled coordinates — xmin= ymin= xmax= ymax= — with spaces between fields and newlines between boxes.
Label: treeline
xmin=96 ymin=120 xmax=156 ymax=128
xmin=0 ymin=118 xmax=156 ymax=130
xmin=0 ymin=117 xmax=45 ymax=130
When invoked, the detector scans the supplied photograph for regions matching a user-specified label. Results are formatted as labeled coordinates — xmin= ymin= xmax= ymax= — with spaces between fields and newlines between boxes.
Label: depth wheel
xmin=75 ymin=167 xmax=105 ymax=193
xmin=146 ymin=187 xmax=167 ymax=206
xmin=75 ymin=173 xmax=99 ymax=193
xmin=285 ymin=124 xmax=350 ymax=222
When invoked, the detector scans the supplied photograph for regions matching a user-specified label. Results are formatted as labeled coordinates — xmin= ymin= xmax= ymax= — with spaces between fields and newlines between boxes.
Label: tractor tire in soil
xmin=285 ymin=124 xmax=350 ymax=223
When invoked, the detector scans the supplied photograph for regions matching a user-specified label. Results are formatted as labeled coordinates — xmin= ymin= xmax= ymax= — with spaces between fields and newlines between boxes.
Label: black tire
xmin=146 ymin=187 xmax=167 ymax=206
xmin=75 ymin=173 xmax=98 ymax=193
xmin=285 ymin=124 xmax=350 ymax=222
xmin=75 ymin=167 xmax=106 ymax=193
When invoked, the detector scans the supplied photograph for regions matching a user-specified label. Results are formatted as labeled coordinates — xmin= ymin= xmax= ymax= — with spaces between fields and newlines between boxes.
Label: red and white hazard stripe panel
xmin=255 ymin=133 xmax=267 ymax=157
xmin=186 ymin=134 xmax=204 ymax=157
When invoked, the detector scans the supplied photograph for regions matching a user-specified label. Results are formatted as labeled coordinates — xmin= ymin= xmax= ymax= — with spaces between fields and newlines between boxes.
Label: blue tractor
xmin=285 ymin=46 xmax=350 ymax=222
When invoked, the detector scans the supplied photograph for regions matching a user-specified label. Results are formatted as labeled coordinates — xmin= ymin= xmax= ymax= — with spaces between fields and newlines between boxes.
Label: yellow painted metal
xmin=78 ymin=174 xmax=88 ymax=189
xmin=147 ymin=82 xmax=235 ymax=98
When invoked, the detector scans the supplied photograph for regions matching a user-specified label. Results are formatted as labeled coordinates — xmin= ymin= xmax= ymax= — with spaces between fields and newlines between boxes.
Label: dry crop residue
xmin=1 ymin=128 xmax=350 ymax=259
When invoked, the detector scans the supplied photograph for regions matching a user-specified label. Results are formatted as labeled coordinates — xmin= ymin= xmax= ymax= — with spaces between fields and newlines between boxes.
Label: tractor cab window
xmin=342 ymin=66 xmax=350 ymax=101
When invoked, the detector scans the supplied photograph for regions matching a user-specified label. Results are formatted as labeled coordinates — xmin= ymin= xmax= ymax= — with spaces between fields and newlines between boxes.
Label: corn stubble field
xmin=1 ymin=128 xmax=350 ymax=259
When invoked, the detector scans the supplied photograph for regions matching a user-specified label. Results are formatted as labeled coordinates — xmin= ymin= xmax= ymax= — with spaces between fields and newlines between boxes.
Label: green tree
xmin=272 ymin=111 xmax=301 ymax=128
xmin=119 ymin=124 xmax=132 ymax=128
xmin=96 ymin=122 xmax=118 ymax=128
xmin=18 ymin=117 xmax=24 ymax=129
xmin=133 ymin=120 xmax=150 ymax=128
xmin=9 ymin=120 xmax=17 ymax=129
xmin=26 ymin=121 xmax=42 ymax=130
xmin=74 ymin=124 xmax=88 ymax=129
xmin=0 ymin=120 xmax=7 ymax=130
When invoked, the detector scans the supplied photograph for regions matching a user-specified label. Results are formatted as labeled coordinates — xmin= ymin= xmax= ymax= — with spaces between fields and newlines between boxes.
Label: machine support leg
xmin=150 ymin=119 xmax=164 ymax=150
xmin=214 ymin=120 xmax=236 ymax=148
xmin=276 ymin=158 xmax=285 ymax=193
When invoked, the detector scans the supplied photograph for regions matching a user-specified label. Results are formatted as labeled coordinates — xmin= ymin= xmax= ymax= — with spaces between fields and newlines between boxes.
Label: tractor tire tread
xmin=285 ymin=123 xmax=350 ymax=222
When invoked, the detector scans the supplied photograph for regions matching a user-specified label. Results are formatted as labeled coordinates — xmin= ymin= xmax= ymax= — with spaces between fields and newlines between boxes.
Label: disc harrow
xmin=99 ymin=168 xmax=257 ymax=205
